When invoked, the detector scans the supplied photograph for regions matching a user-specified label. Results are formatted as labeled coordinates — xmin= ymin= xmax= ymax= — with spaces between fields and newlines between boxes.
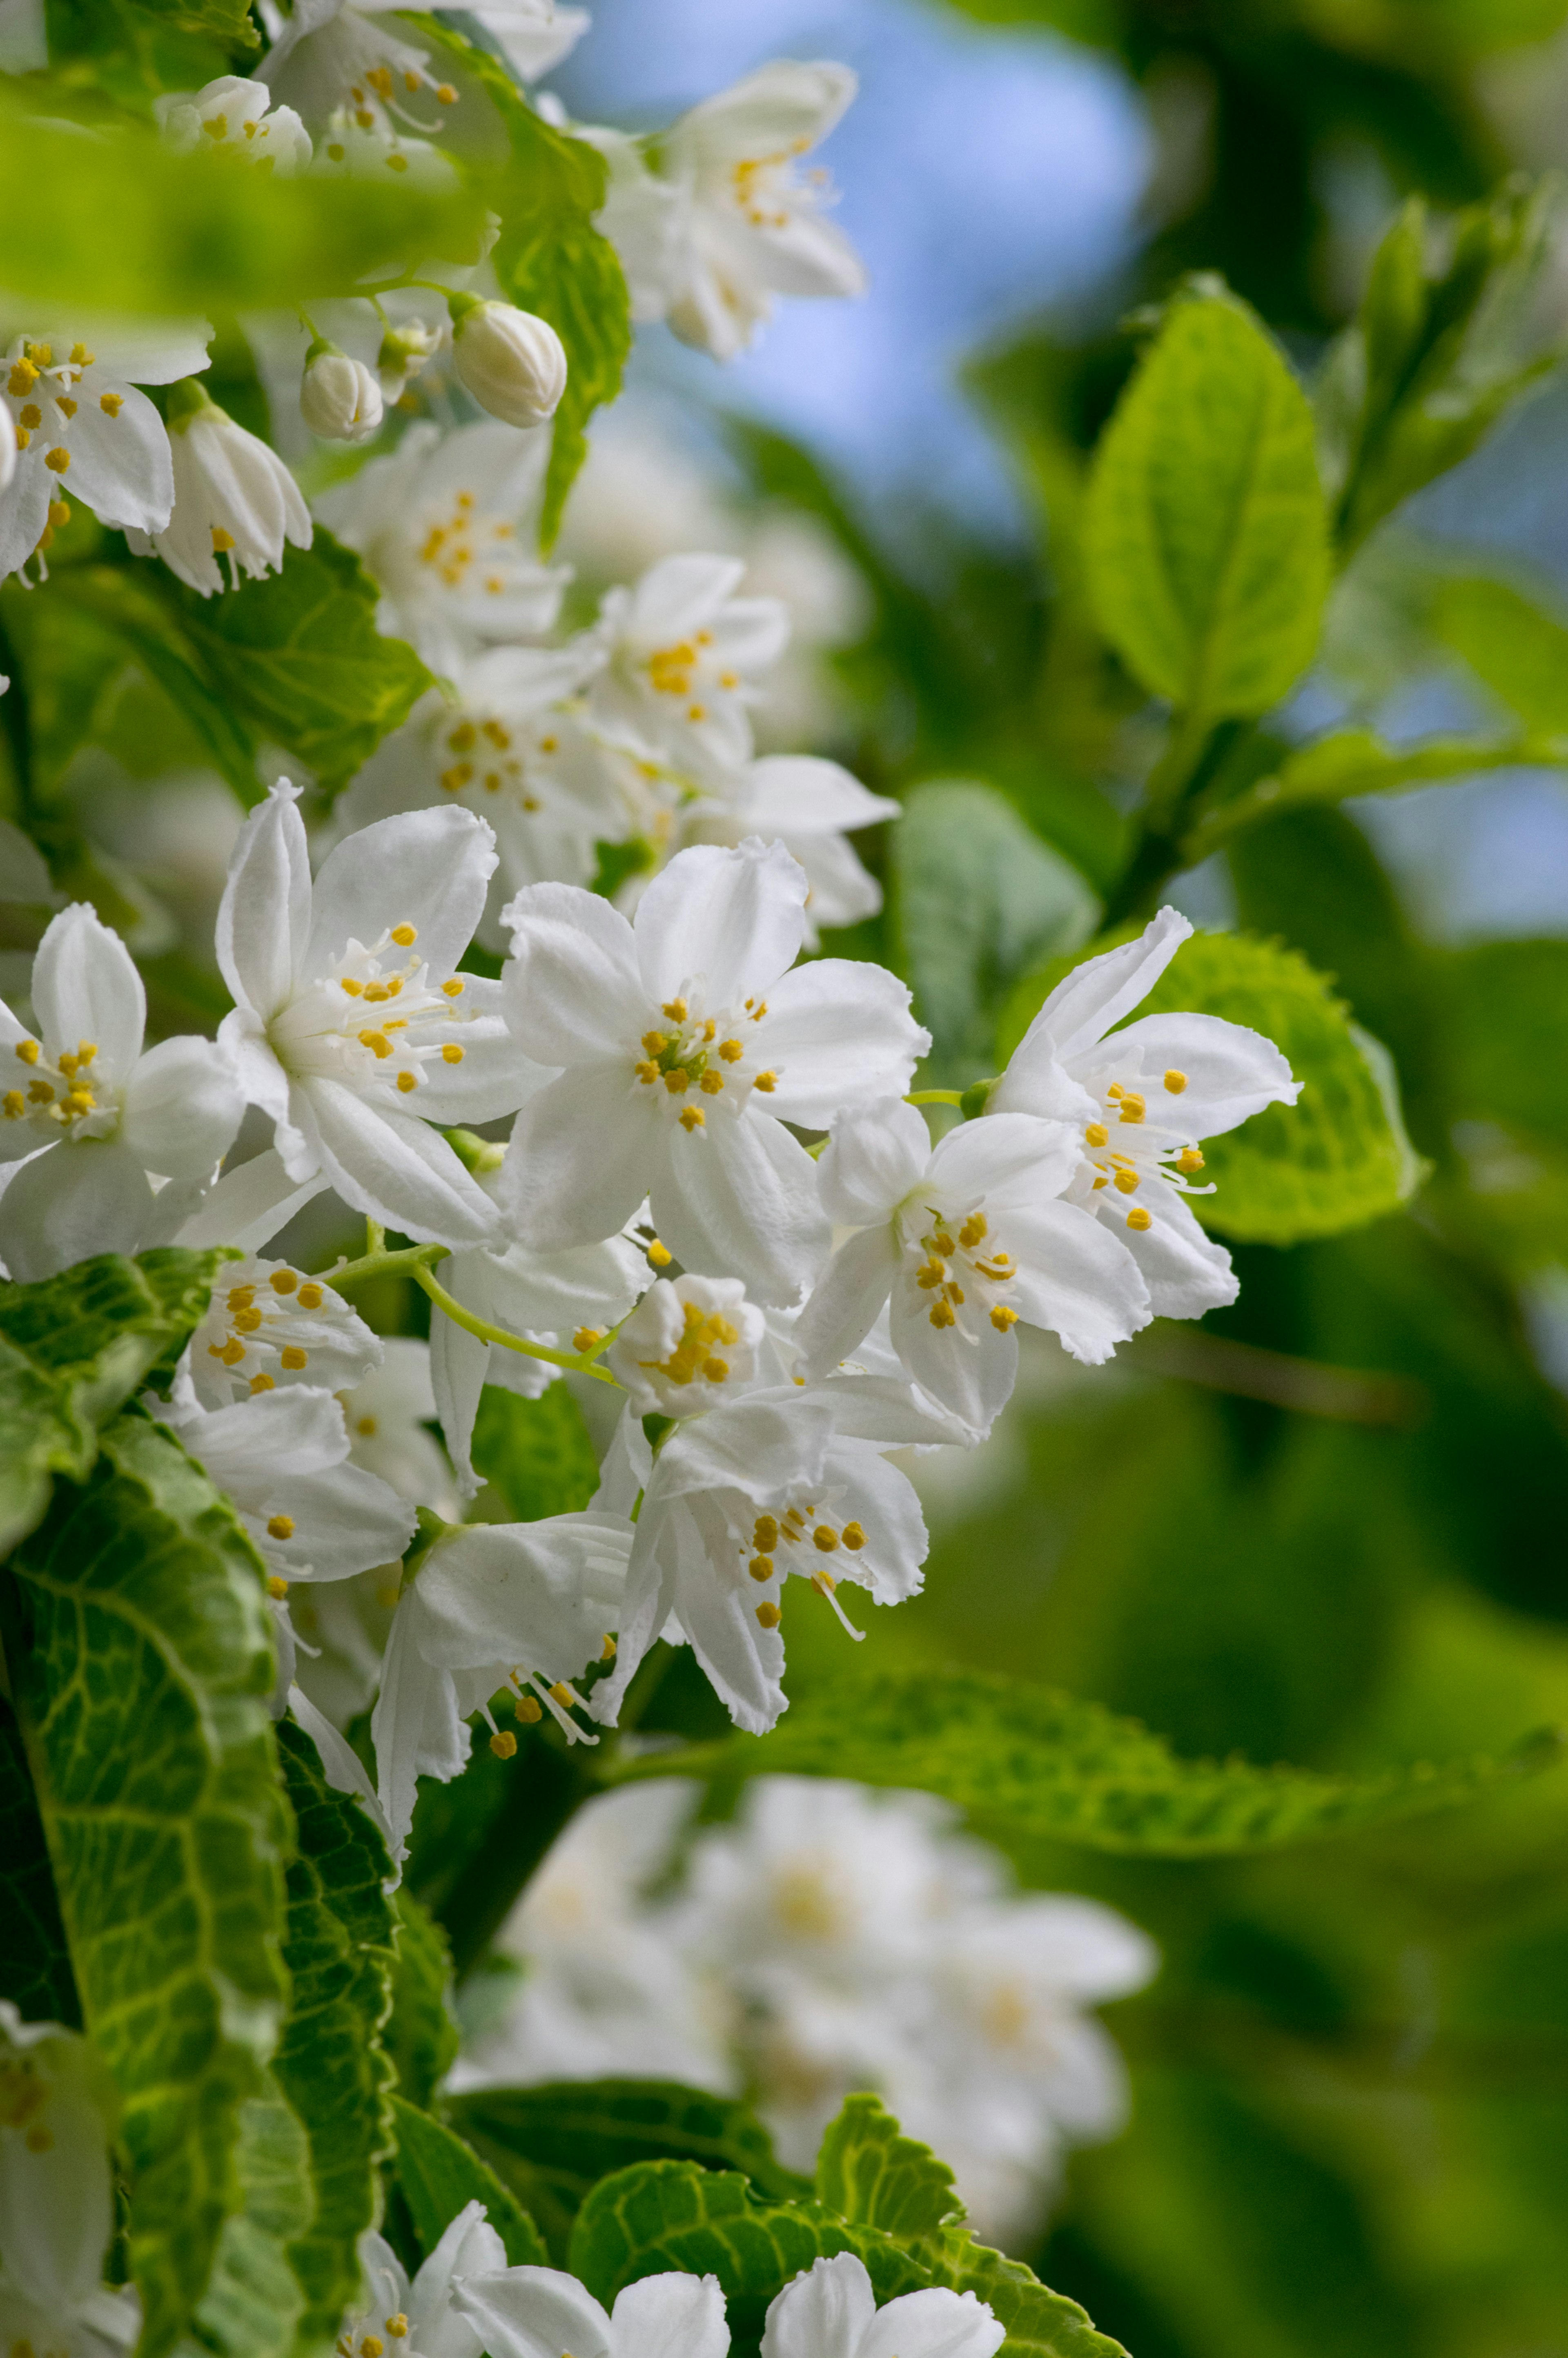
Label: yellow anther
xmin=663 ymin=998 xmax=688 ymax=1022
xmin=1178 ymin=1147 xmax=1205 ymax=1173
xmin=340 ymin=976 xmax=364 ymax=996
xmin=642 ymin=1032 xmax=668 ymax=1055
xmin=270 ymin=1269 xmax=298 ymax=1293
xmin=753 ymin=1070 xmax=777 ymax=1093
xmin=280 ymin=1347 xmax=308 ymax=1370
xmin=481 ymin=720 xmax=510 ymax=749
xmin=751 ymin=1001 xmax=768 ymax=1021
xmin=357 ymin=1417 xmax=377 ymax=1437
xmin=99 ymin=392 xmax=122 ymax=417
xmin=442 ymin=1043 xmax=465 ymax=1064
xmin=14 ymin=1040 xmax=40 ymax=1065
xmin=842 ymin=1522 xmax=866 ymax=1551
xmin=1092 ymin=1173 xmax=1109 ymax=1189
xmin=929 ymin=1298 xmax=957 ymax=1329
xmin=488 ymin=1731 xmax=517 ymax=1760
xmin=449 ymin=722 xmax=477 ymax=752
xmin=2 ymin=1092 xmax=23 ymax=1118
xmin=648 ymin=1239 xmax=673 ymax=1266
xmin=390 ymin=923 xmax=417 ymax=945
xmin=48 ymin=500 xmax=69 ymax=528
xmin=250 ymin=1373 xmax=274 ymax=1393
xmin=57 ymin=397 xmax=76 ymax=419
xmin=210 ymin=526 xmax=234 ymax=550
xmin=385 ymin=2319 xmax=409 ymax=2341
xmin=990 ymin=1305 xmax=1020 ymax=1333
xmin=227 ymin=1286 xmax=256 ymax=1310
xmin=63 ymin=1089 xmax=94 ymax=1115
xmin=679 ymin=1105 xmax=706 ymax=1131
xmin=702 ymin=1357 xmax=729 ymax=1382
xmin=1113 ymin=1169 xmax=1139 ymax=1195
xmin=813 ymin=1525 xmax=840 ymax=1553
xmin=687 ymin=704 xmax=706 ymax=722
xmin=366 ymin=63 xmax=392 ymax=92
xmin=8 ymin=359 xmax=38 ymax=394
xmin=756 ymin=1601 xmax=781 ymax=1629
xmin=297 ymin=1284 xmax=323 ymax=1309
xmin=1164 ymin=1069 xmax=1188 ymax=1094
xmin=1106 ymin=1082 xmax=1124 ymax=1099
xmin=916 ymin=1260 xmax=945 ymax=1289
xmin=18 ymin=404 xmax=41 ymax=430
xmin=516 ymin=1694 xmax=543 ymax=1723
xmin=267 ymin=1575 xmax=288 ymax=1600
xmin=203 ymin=108 xmax=229 ymax=134
xmin=755 ymin=1516 xmax=779 ymax=1551
xmin=945 ymin=1282 xmax=965 ymax=1305
xmin=601 ymin=1634 xmax=617 ymax=1660
xmin=719 ymin=670 xmax=738 ymax=689
xmin=363 ymin=983 xmax=390 ymax=1003
xmin=663 ymin=1066 xmax=689 ymax=1094
xmin=360 ymin=1031 xmax=392 ymax=1057
xmin=719 ymin=1038 xmax=744 ymax=1062
xmin=27 ymin=1081 xmax=53 ymax=1104
xmin=549 ymin=1683 xmax=575 ymax=1708
xmin=958 ymin=1213 xmax=988 ymax=1248
xmin=1119 ymin=1096 xmax=1145 ymax=1124
xmin=928 ymin=1230 xmax=954 ymax=1257
xmin=233 ymin=1307 xmax=263 ymax=1334
xmin=439 ymin=770 xmax=466 ymax=795
xmin=1126 ymin=1206 xmax=1152 ymax=1231
xmin=750 ymin=1555 xmax=774 ymax=1581
xmin=442 ymin=978 xmax=465 ymax=996
xmin=396 ymin=1072 xmax=418 ymax=1093
xmin=267 ymin=1514 xmax=295 ymax=1540
xmin=635 ymin=1061 xmax=660 ymax=1084
xmin=436 ymin=81 xmax=458 ymax=102
xmin=1085 ymin=1122 xmax=1108 ymax=1148
xmin=699 ymin=1071 xmax=725 ymax=1094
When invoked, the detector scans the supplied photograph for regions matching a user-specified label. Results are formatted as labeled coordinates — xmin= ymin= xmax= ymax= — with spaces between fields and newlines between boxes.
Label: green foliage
xmin=0 ymin=89 xmax=483 ymax=308
xmin=815 ymin=2093 xmax=964 ymax=2240
xmin=4 ymin=1411 xmax=289 ymax=2358
xmin=0 ymin=1246 xmax=228 ymax=1556
xmin=1442 ymin=938 xmax=1568 ymax=1150
xmin=1185 ymin=727 xmax=1561 ymax=856
xmin=471 ymin=1380 xmax=601 ymax=1520
xmin=383 ymin=1886 xmax=460 ymax=2112
xmin=893 ymin=781 xmax=1098 ymax=1080
xmin=450 ymin=2079 xmax=811 ymax=2262
xmin=408 ymin=17 xmax=632 ymax=543
xmin=1434 ymin=573 xmax=1568 ymax=731
xmin=914 ymin=2230 xmax=1129 ymax=2358
xmin=621 ymin=1664 xmax=1560 ymax=1855
xmin=193 ymin=2078 xmax=311 ymax=2358
xmin=0 ymin=1697 xmax=79 ymax=2026
xmin=390 ymin=2092 xmax=548 ymax=2264
xmin=273 ymin=1721 xmax=398 ymax=2342
xmin=1084 ymin=289 xmax=1330 ymax=720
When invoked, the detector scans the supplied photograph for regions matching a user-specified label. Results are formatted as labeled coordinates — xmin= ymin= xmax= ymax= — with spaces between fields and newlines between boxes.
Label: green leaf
xmin=615 ymin=1665 xmax=1563 ymax=1855
xmin=407 ymin=18 xmax=632 ymax=543
xmin=4 ymin=1410 xmax=290 ymax=2358
xmin=1443 ymin=938 xmax=1568 ymax=1152
xmin=0 ymin=87 xmax=483 ymax=309
xmin=1434 ymin=574 xmax=1568 ymax=733
xmin=273 ymin=1719 xmax=399 ymax=2343
xmin=390 ymin=2093 xmax=548 ymax=2265
xmin=0 ymin=1247 xmax=229 ymax=1554
xmin=1184 ymin=727 xmax=1560 ymax=856
xmin=471 ymin=1380 xmax=601 ymax=1520
xmin=893 ymin=782 xmax=1098 ymax=1081
xmin=48 ymin=566 xmax=262 ymax=800
xmin=816 ymin=2093 xmax=964 ymax=2241
xmin=0 ymin=1695 xmax=79 ymax=2026
xmin=383 ymin=1886 xmax=459 ymax=2112
xmin=157 ymin=533 xmax=435 ymax=796
xmin=449 ymin=2080 xmax=811 ymax=2264
xmin=911 ymin=2229 xmax=1128 ymax=2358
xmin=192 ymin=2077 xmax=311 ymax=2358
xmin=1084 ymin=288 xmax=1330 ymax=720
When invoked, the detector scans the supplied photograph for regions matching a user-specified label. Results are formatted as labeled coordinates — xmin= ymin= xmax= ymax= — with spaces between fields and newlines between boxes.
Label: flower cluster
xmin=459 ymin=1776 xmax=1158 ymax=2249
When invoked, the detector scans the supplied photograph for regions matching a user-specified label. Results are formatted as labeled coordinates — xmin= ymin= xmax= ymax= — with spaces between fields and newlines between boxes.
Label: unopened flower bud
xmin=376 ymin=319 xmax=442 ymax=401
xmin=300 ymin=345 xmax=383 ymax=444
xmin=448 ymin=295 xmax=566 ymax=428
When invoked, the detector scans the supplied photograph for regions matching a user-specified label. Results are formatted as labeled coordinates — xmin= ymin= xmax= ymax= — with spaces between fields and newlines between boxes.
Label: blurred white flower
xmin=680 ymin=756 xmax=896 ymax=946
xmin=263 ymin=0 xmax=586 ymax=130
xmin=340 ymin=1334 xmax=461 ymax=1516
xmin=586 ymin=553 xmax=789 ymax=791
xmin=0 ymin=2001 xmax=140 ymax=2358
xmin=156 ymin=74 xmax=311 ymax=170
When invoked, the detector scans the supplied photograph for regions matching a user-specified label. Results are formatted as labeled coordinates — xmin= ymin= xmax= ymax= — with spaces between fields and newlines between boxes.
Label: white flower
xmin=301 ymin=344 xmax=384 ymax=441
xmin=343 ymin=2202 xmax=506 ymax=2358
xmin=159 ymin=1384 xmax=416 ymax=1594
xmin=660 ymin=63 xmax=868 ymax=363
xmin=311 ymin=107 xmax=456 ymax=184
xmin=500 ymin=838 xmax=928 ymax=1304
xmin=187 ymin=1251 xmax=380 ymax=1408
xmin=605 ymin=1273 xmax=766 ymax=1417
xmin=763 ymin=2255 xmax=1001 ymax=2358
xmin=1 ymin=319 xmax=211 ymax=582
xmin=0 ymin=903 xmax=242 ymax=1284
xmin=372 ymin=1510 xmax=633 ymax=1854
xmin=265 ymin=0 xmax=586 ymax=133
xmin=341 ymin=1335 xmax=460 ymax=1514
xmin=0 ymin=2001 xmax=140 ymax=2358
xmin=586 ymin=554 xmax=789 ymax=790
xmin=455 ymin=2264 xmax=730 ymax=2358
xmin=377 ymin=316 xmax=443 ymax=403
xmin=579 ymin=129 xmax=688 ymax=326
xmin=450 ymin=297 xmax=568 ymax=430
xmin=155 ymin=74 xmax=311 ymax=171
xmin=317 ymin=420 xmax=568 ymax=673
xmin=679 ymin=756 xmax=898 ymax=947
xmin=337 ymin=642 xmax=626 ymax=947
xmin=987 ymin=906 xmax=1300 ymax=1321
xmin=796 ymin=1097 xmax=1150 ymax=1433
xmin=216 ymin=781 xmax=531 ymax=1249
xmin=466 ymin=1783 xmax=729 ymax=2091
xmin=149 ymin=377 xmax=312 ymax=595
xmin=0 ymin=397 xmax=16 ymax=495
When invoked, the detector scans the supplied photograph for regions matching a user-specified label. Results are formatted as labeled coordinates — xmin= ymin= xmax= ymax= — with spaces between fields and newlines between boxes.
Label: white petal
xmin=987 ymin=1046 xmax=1100 ymax=1126
xmin=1101 ymin=1010 xmax=1299 ymax=1136
xmin=626 ymin=552 xmax=747 ymax=646
xmin=30 ymin=902 xmax=144 ymax=1081
xmin=927 ymin=1110 xmax=1079 ymax=1213
xmin=501 ymin=1065 xmax=666 ymax=1251
xmin=453 ymin=2267 xmax=615 ymax=2358
xmin=286 ymin=1684 xmax=395 ymax=1852
xmin=633 ymin=838 xmax=807 ymax=1012
xmin=172 ymin=1145 xmax=327 ymax=1254
xmin=501 ymin=882 xmax=645 ymax=1064
xmin=1005 ymin=1197 xmax=1151 ymax=1365
xmin=410 ymin=2199 xmax=508 ymax=2340
xmin=675 ymin=60 xmax=859 ymax=165
xmin=0 ymin=1140 xmax=154 ymax=1282
xmin=260 ymin=1462 xmax=416 ymax=1582
xmin=1109 ymin=1181 xmax=1236 ymax=1321
xmin=795 ymin=1224 xmax=900 ymax=1380
xmin=817 ymin=1438 xmax=926 ymax=1605
xmin=397 ymin=1016 xmax=539 ymax=1130
xmin=217 ymin=1009 xmax=295 ymax=1138
xmin=413 ymin=1513 xmax=632 ymax=1680
xmin=741 ymin=753 xmax=898 ymax=834
xmin=216 ymin=783 xmax=313 ymax=1021
xmin=121 ymin=1035 xmax=243 ymax=1178
xmin=889 ymin=1275 xmax=1017 ymax=1438
xmin=817 ymin=1097 xmax=931 ymax=1226
xmin=610 ymin=2272 xmax=731 ymax=2358
xmin=372 ymin=1591 xmax=469 ymax=1860
xmin=653 ymin=1111 xmax=829 ymax=1307
xmin=1002 ymin=1894 xmax=1160 ymax=2002
xmin=1019 ymin=905 xmax=1191 ymax=1068
xmin=859 ymin=2287 xmax=1007 ymax=2358
xmin=427 ymin=1262 xmax=494 ymax=1500
xmin=305 ymin=805 xmax=496 ymax=985
xmin=297 ymin=1078 xmax=501 ymax=1248
xmin=752 ymin=960 xmax=928 ymax=1126
xmin=665 ymin=1489 xmax=786 ymax=1734
xmin=762 ymin=2253 xmax=877 ymax=2358
xmin=62 ymin=381 xmax=174 ymax=535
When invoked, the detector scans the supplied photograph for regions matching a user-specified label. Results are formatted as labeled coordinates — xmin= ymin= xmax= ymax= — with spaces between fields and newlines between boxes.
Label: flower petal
xmin=889 ymin=1271 xmax=1017 ymax=1438
xmin=634 ymin=838 xmax=807 ymax=1012
xmin=372 ymin=1588 xmax=471 ymax=1861
xmin=428 ymin=1257 xmax=499 ymax=1499
xmin=1100 ymin=1009 xmax=1299 ymax=1137
xmin=414 ymin=1514 xmax=632 ymax=1679
xmin=216 ymin=783 xmax=313 ymax=1021
xmin=121 ymin=1035 xmax=243 ymax=1178
xmin=753 ymin=960 xmax=928 ymax=1126
xmin=297 ymin=1076 xmax=501 ymax=1248
xmin=795 ymin=1224 xmax=901 ymax=1380
xmin=501 ymin=1065 xmax=666 ymax=1252
xmin=610 ymin=2272 xmax=731 ymax=2358
xmin=305 ymin=804 xmax=496 ymax=985
xmin=626 ymin=552 xmax=747 ymax=646
xmin=60 ymin=381 xmax=174 ymax=535
xmin=653 ymin=1110 xmax=828 ymax=1307
xmin=740 ymin=753 xmax=899 ymax=834
xmin=859 ymin=2287 xmax=1007 ymax=2358
xmin=171 ymin=1144 xmax=327 ymax=1255
xmin=501 ymin=882 xmax=644 ymax=1064
xmin=0 ymin=1139 xmax=154 ymax=1283
xmin=928 ymin=1109 xmax=1080 ymax=1214
xmin=762 ymin=2253 xmax=878 ymax=2358
xmin=816 ymin=1097 xmax=931 ymax=1226
xmin=30 ymin=903 xmax=144 ymax=1081
xmin=1106 ymin=1180 xmax=1237 ymax=1320
xmin=1004 ymin=1197 xmax=1151 ymax=1364
xmin=1014 ymin=905 xmax=1192 ymax=1070
xmin=453 ymin=2268 xmax=615 ymax=2358
xmin=652 ymin=1393 xmax=833 ymax=1508
xmin=817 ymin=1438 xmax=927 ymax=1606
xmin=666 ymin=1488 xmax=787 ymax=1734
xmin=256 ymin=1462 xmax=416 ymax=1583
xmin=675 ymin=60 xmax=859 ymax=165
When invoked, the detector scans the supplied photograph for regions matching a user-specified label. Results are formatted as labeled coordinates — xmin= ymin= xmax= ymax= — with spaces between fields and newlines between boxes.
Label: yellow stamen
xmin=1127 ymin=1206 xmax=1152 ymax=1231
xmin=267 ymin=1514 xmax=294 ymax=1540
xmin=489 ymin=1731 xmax=517 ymax=1760
xmin=280 ymin=1347 xmax=308 ymax=1370
xmin=1164 ymin=1069 xmax=1188 ymax=1094
xmin=755 ymin=1601 xmax=781 ymax=1629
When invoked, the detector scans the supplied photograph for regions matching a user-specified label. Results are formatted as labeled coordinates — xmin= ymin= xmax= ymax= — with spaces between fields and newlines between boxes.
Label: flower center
xmin=195 ymin=1263 xmax=345 ymax=1399
xmin=730 ymin=138 xmax=815 ymax=229
xmin=270 ymin=921 xmax=476 ymax=1099
xmin=630 ymin=992 xmax=778 ymax=1133
xmin=641 ymin=626 xmax=741 ymax=728
xmin=743 ymin=1502 xmax=869 ymax=1638
xmin=416 ymin=487 xmax=515 ymax=592
xmin=438 ymin=710 xmax=557 ymax=812
xmin=644 ymin=1298 xmax=742 ymax=1388
xmin=3 ymin=1033 xmax=113 ymax=1143
xmin=1081 ymin=1069 xmax=1204 ymax=1237
xmin=902 ymin=1202 xmax=1020 ymax=1337
xmin=318 ymin=11 xmax=458 ymax=136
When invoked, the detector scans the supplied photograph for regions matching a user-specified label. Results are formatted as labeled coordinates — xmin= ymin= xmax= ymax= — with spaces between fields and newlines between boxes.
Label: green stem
xmin=411 ymin=1262 xmax=621 ymax=1386
xmin=906 ymin=1089 xmax=963 ymax=1107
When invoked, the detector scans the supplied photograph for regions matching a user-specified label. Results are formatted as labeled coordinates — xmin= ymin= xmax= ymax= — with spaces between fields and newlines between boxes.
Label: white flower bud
xmin=376 ymin=319 xmax=442 ymax=403
xmin=152 ymin=379 xmax=311 ymax=597
xmin=450 ymin=299 xmax=567 ymax=429
xmin=301 ymin=348 xmax=383 ymax=443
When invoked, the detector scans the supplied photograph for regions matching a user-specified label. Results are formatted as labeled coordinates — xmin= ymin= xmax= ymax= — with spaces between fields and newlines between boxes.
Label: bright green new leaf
xmin=0 ymin=1698 xmax=79 ymax=2027
xmin=1443 ymin=938 xmax=1568 ymax=1152
xmin=471 ymin=1381 xmax=601 ymax=1520
xmin=616 ymin=1665 xmax=1562 ymax=1855
xmin=49 ymin=565 xmax=263 ymax=800
xmin=816 ymin=2094 xmax=964 ymax=2241
xmin=193 ymin=2077 xmax=311 ymax=2358
xmin=449 ymin=2080 xmax=810 ymax=2264
xmin=893 ymin=782 xmax=1098 ymax=1080
xmin=1435 ymin=575 xmax=1568 ymax=734
xmin=408 ymin=17 xmax=632 ymax=543
xmin=383 ymin=1887 xmax=460 ymax=2113
xmin=0 ymin=1247 xmax=229 ymax=1553
xmin=1084 ymin=289 xmax=1330 ymax=719
xmin=1184 ymin=728 xmax=1561 ymax=855
xmin=911 ymin=2229 xmax=1128 ymax=2358
xmin=391 ymin=2093 xmax=548 ymax=2265
xmin=273 ymin=1721 xmax=398 ymax=2342
xmin=6 ymin=1411 xmax=290 ymax=2358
